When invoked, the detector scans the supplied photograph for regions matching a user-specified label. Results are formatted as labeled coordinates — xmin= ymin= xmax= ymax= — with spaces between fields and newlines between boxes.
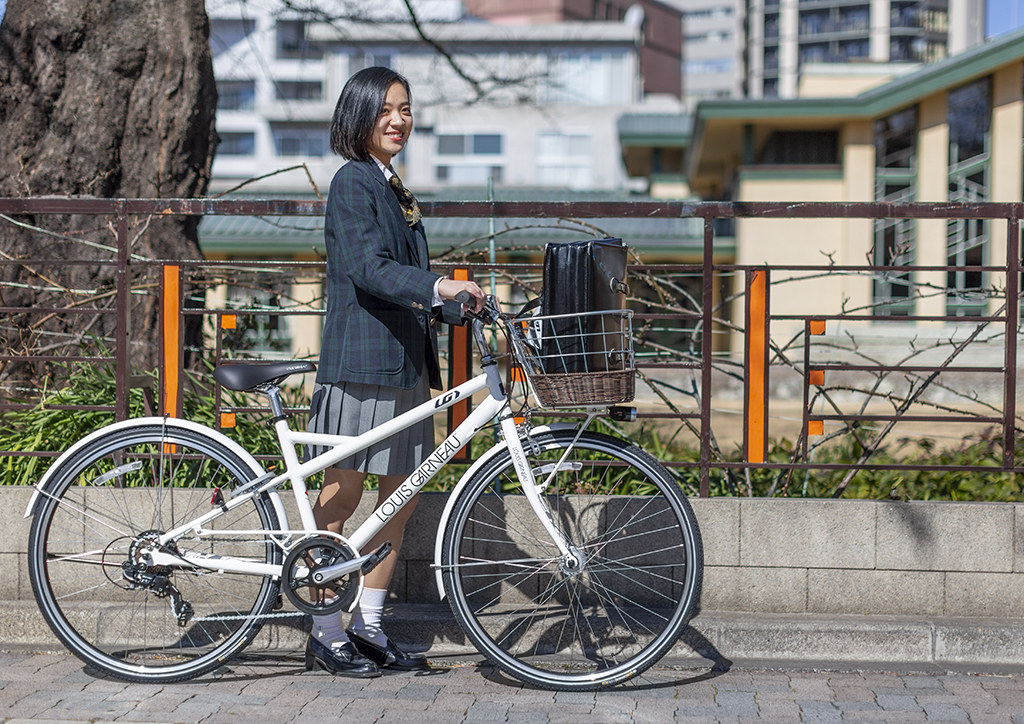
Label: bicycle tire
xmin=440 ymin=429 xmax=703 ymax=690
xmin=27 ymin=423 xmax=284 ymax=683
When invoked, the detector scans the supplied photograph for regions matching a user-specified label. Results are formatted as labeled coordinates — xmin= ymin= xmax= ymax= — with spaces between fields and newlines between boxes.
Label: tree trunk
xmin=0 ymin=0 xmax=217 ymax=385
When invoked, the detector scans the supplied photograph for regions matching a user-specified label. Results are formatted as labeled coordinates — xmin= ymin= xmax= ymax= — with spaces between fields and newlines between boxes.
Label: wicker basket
xmin=529 ymin=370 xmax=636 ymax=408
xmin=508 ymin=309 xmax=636 ymax=409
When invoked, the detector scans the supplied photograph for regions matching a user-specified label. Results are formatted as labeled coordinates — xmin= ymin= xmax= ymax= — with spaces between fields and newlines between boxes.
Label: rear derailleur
xmin=113 ymin=531 xmax=195 ymax=627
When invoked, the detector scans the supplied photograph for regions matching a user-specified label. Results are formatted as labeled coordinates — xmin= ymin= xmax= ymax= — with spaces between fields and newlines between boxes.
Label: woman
xmin=305 ymin=67 xmax=485 ymax=678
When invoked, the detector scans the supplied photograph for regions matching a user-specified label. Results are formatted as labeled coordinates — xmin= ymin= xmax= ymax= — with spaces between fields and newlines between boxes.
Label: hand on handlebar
xmin=456 ymin=291 xmax=500 ymax=324
xmin=439 ymin=278 xmax=486 ymax=315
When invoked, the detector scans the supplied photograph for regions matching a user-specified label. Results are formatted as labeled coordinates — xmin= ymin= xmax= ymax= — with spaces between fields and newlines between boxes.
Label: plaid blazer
xmin=316 ymin=160 xmax=461 ymax=390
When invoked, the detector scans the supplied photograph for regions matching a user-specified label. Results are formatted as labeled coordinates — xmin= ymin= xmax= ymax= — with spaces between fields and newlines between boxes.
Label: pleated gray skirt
xmin=306 ymin=376 xmax=434 ymax=476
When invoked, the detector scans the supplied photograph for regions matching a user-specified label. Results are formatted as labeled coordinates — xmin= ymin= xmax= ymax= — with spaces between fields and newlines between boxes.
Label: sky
xmin=988 ymin=0 xmax=1024 ymax=37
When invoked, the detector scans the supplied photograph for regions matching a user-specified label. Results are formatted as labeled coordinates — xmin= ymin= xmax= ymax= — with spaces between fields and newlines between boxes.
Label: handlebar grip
xmin=455 ymin=291 xmax=474 ymax=306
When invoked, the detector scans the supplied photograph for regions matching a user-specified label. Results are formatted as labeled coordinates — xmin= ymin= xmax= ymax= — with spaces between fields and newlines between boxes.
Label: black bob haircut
xmin=330 ymin=67 xmax=411 ymax=161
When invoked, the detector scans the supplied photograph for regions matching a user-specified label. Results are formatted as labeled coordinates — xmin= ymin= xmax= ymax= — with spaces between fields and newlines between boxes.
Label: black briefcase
xmin=540 ymin=238 xmax=629 ymax=374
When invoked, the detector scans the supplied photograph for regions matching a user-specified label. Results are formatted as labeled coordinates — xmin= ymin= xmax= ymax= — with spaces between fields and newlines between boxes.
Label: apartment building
xmin=206 ymin=0 xmax=680 ymax=194
xmin=747 ymin=0 xmax=985 ymax=99
xmin=666 ymin=0 xmax=746 ymax=108
xmin=459 ymin=0 xmax=684 ymax=98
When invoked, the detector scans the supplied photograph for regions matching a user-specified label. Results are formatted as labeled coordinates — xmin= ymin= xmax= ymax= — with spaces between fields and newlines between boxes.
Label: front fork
xmin=498 ymin=414 xmax=588 ymax=573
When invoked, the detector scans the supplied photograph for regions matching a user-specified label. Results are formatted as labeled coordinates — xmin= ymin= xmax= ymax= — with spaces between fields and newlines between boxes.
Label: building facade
xmin=460 ymin=0 xmax=684 ymax=98
xmin=207 ymin=0 xmax=680 ymax=194
xmin=666 ymin=0 xmax=746 ymax=108
xmin=684 ymin=29 xmax=1024 ymax=344
xmin=203 ymin=0 xmax=690 ymax=361
xmin=746 ymin=0 xmax=985 ymax=99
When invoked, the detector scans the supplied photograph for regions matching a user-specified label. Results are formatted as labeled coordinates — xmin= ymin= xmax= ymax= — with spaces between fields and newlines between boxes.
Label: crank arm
xmin=311 ymin=542 xmax=392 ymax=585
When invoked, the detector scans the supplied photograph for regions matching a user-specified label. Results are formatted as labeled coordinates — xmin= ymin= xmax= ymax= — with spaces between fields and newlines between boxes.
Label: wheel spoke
xmin=28 ymin=424 xmax=282 ymax=683
xmin=442 ymin=429 xmax=703 ymax=690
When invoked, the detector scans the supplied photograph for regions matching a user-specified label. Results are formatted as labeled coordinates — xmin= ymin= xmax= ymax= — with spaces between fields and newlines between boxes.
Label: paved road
xmin=1 ymin=649 xmax=1024 ymax=723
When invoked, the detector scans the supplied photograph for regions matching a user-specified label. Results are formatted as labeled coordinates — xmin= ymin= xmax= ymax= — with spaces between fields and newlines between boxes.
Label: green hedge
xmin=2 ymin=363 xmax=1021 ymax=500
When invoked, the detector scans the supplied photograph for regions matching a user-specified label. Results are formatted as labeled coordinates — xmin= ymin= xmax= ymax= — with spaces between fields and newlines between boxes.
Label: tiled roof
xmin=198 ymin=190 xmax=728 ymax=257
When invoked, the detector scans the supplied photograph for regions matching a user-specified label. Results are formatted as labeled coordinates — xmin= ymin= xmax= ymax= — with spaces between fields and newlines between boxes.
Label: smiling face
xmin=366 ymin=81 xmax=413 ymax=167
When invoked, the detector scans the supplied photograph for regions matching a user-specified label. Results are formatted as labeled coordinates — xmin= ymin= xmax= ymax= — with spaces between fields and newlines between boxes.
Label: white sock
xmin=311 ymin=611 xmax=348 ymax=647
xmin=349 ymin=587 xmax=388 ymax=644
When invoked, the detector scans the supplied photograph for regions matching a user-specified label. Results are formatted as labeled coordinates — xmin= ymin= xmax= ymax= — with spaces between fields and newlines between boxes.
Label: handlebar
xmin=456 ymin=291 xmax=501 ymax=325
xmin=455 ymin=292 xmax=502 ymax=363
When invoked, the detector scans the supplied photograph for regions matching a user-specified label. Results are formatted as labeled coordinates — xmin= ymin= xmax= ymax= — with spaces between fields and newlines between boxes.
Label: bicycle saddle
xmin=213 ymin=361 xmax=316 ymax=391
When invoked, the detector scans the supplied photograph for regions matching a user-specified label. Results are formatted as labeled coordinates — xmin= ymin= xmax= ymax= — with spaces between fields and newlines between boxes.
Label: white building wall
xmin=666 ymin=0 xmax=744 ymax=108
xmin=205 ymin=0 xmax=658 ymax=195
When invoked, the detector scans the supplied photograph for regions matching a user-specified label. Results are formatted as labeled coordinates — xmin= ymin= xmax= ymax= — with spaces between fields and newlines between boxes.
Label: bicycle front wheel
xmin=27 ymin=423 xmax=284 ymax=683
xmin=440 ymin=429 xmax=703 ymax=690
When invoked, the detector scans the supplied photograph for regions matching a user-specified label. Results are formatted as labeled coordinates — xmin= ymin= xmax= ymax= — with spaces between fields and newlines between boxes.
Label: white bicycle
xmin=24 ymin=296 xmax=703 ymax=691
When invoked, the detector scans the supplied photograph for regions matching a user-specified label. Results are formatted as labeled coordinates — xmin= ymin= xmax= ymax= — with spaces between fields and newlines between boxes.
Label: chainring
xmin=282 ymin=537 xmax=360 ymax=615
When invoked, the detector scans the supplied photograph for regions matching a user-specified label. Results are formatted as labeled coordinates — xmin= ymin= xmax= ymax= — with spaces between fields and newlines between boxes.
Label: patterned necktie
xmin=389 ymin=173 xmax=422 ymax=227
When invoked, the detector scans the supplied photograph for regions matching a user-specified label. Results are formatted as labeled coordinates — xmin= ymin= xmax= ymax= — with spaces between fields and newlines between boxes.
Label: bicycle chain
xmin=190 ymin=610 xmax=306 ymax=623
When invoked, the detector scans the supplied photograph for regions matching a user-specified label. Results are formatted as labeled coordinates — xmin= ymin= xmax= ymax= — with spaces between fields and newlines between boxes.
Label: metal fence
xmin=1 ymin=197 xmax=1021 ymax=497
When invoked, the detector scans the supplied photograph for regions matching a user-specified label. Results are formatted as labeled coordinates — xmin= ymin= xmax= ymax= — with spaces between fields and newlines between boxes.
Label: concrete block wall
xmin=688 ymin=498 xmax=1024 ymax=618
xmin=6 ymin=488 xmax=1024 ymax=619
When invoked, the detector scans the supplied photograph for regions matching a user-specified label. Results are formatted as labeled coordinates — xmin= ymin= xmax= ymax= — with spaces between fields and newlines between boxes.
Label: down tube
xmin=346 ymin=395 xmax=505 ymax=552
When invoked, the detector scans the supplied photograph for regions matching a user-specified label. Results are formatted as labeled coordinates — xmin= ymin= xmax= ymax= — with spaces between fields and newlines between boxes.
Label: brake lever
xmin=456 ymin=291 xmax=499 ymax=324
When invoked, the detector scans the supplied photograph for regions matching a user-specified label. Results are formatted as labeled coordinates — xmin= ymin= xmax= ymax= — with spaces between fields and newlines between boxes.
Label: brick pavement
xmin=1 ymin=650 xmax=1024 ymax=723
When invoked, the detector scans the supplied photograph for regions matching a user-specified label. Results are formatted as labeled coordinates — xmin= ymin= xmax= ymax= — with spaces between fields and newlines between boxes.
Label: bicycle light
xmin=608 ymin=406 xmax=636 ymax=422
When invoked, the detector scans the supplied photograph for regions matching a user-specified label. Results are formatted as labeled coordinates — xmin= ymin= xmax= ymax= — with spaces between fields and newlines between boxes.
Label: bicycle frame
xmin=138 ymin=326 xmax=580 ymax=593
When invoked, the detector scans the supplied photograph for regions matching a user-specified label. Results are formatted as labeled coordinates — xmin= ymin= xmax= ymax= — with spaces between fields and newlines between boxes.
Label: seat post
xmin=264 ymin=385 xmax=288 ymax=421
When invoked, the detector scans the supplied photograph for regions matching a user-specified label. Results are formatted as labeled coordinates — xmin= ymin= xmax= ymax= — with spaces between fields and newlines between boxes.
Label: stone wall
xmin=6 ymin=489 xmax=1022 ymax=618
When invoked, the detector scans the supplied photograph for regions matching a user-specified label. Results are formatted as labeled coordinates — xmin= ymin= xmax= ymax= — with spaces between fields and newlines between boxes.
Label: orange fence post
xmin=744 ymin=268 xmax=768 ymax=463
xmin=447 ymin=267 xmax=473 ymax=460
xmin=161 ymin=265 xmax=181 ymax=419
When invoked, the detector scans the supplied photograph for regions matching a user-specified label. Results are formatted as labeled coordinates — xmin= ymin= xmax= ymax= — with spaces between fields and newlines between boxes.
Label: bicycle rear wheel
xmin=440 ymin=429 xmax=703 ymax=690
xmin=27 ymin=422 xmax=284 ymax=683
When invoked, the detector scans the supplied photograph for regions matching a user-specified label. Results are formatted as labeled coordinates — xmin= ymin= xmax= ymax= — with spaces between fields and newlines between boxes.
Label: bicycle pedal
xmin=360 ymin=542 xmax=393 ymax=575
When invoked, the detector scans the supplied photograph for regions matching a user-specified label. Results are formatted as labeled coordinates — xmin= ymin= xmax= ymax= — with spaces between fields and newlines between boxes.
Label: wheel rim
xmin=30 ymin=427 xmax=282 ymax=679
xmin=444 ymin=432 xmax=700 ymax=689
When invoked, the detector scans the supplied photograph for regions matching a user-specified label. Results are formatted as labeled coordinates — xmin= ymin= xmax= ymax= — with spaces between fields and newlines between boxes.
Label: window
xmin=435 ymin=166 xmax=504 ymax=184
xmin=949 ymin=79 xmax=990 ymax=165
xmin=348 ymin=53 xmax=393 ymax=74
xmin=219 ymin=132 xmax=255 ymax=156
xmin=684 ymin=6 xmax=734 ymax=19
xmin=875 ymin=107 xmax=916 ymax=170
xmin=434 ymin=133 xmax=505 ymax=184
xmin=890 ymin=36 xmax=946 ymax=63
xmin=210 ymin=19 xmax=255 ymax=58
xmin=276 ymin=21 xmax=316 ymax=60
xmin=536 ymin=132 xmax=592 ymax=188
xmin=217 ymin=81 xmax=255 ymax=111
xmin=438 ymin=135 xmax=466 ymax=155
xmin=473 ymin=134 xmax=502 ymax=155
xmin=684 ymin=58 xmax=734 ymax=75
xmin=873 ymin=108 xmax=918 ymax=316
xmin=946 ymin=77 xmax=992 ymax=317
xmin=437 ymin=133 xmax=504 ymax=156
xmin=758 ymin=131 xmax=839 ymax=165
xmin=275 ymin=81 xmax=322 ymax=101
xmin=542 ymin=52 xmax=633 ymax=105
xmin=272 ymin=125 xmax=328 ymax=157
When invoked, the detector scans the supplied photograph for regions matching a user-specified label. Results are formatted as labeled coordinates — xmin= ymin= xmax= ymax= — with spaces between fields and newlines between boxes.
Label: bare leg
xmin=312 ymin=467 xmax=364 ymax=534
xmin=312 ymin=469 xmax=418 ymax=589
xmin=361 ymin=473 xmax=418 ymax=590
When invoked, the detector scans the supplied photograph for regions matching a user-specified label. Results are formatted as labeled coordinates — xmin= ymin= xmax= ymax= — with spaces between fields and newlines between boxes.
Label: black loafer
xmin=305 ymin=636 xmax=380 ymax=678
xmin=347 ymin=629 xmax=429 ymax=671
